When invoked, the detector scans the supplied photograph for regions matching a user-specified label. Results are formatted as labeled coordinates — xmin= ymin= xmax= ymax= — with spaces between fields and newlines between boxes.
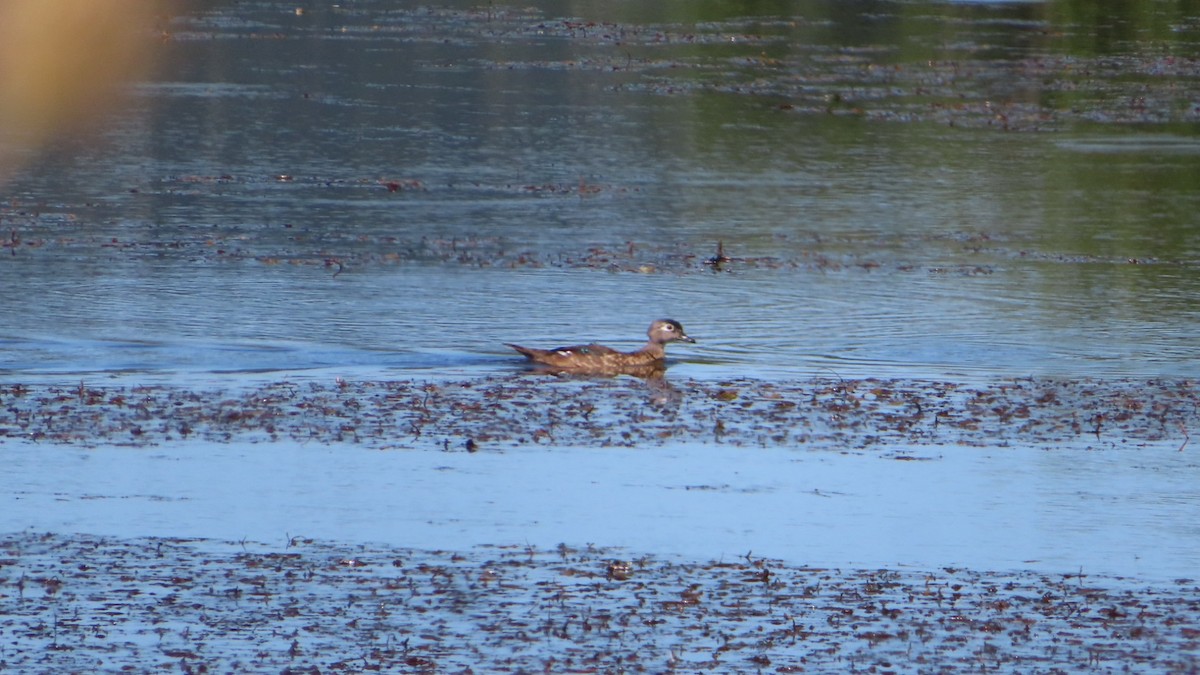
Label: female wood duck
xmin=506 ymin=319 xmax=695 ymax=375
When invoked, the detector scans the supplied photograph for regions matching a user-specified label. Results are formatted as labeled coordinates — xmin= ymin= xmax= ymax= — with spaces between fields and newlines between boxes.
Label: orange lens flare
xmin=0 ymin=1 xmax=161 ymax=179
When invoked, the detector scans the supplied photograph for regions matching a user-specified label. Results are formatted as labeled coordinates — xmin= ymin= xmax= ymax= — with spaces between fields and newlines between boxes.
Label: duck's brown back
xmin=506 ymin=342 xmax=661 ymax=370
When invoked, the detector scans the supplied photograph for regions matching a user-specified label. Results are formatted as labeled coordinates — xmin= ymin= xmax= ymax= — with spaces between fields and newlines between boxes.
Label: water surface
xmin=9 ymin=437 xmax=1200 ymax=580
xmin=1 ymin=0 xmax=1197 ymax=382
xmin=2 ymin=0 xmax=1200 ymax=584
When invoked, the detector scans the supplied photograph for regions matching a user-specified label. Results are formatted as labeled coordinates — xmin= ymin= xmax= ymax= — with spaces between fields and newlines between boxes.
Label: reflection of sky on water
xmin=6 ymin=438 xmax=1198 ymax=581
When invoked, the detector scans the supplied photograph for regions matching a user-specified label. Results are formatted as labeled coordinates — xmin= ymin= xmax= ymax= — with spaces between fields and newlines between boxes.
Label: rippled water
xmin=3 ymin=0 xmax=1200 ymax=581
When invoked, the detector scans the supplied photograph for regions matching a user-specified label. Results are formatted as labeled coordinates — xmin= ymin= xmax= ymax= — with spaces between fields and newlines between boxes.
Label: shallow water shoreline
xmin=2 ymin=531 xmax=1196 ymax=673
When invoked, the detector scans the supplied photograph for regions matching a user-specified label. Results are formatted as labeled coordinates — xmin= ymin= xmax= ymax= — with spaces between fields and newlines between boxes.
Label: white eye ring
xmin=664 ymin=324 xmax=674 ymax=331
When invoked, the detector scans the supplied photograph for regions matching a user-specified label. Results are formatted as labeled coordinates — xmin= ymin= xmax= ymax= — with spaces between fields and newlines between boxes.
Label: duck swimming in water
xmin=506 ymin=319 xmax=696 ymax=375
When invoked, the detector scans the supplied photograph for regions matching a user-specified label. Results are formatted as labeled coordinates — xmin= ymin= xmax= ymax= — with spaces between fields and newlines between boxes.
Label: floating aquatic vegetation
xmin=1 ymin=532 xmax=1197 ymax=673
xmin=1 ymin=375 xmax=1193 ymax=452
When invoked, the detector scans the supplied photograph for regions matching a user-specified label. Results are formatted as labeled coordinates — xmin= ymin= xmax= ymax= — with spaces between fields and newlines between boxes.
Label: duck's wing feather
xmin=506 ymin=342 xmax=619 ymax=366
xmin=551 ymin=343 xmax=619 ymax=356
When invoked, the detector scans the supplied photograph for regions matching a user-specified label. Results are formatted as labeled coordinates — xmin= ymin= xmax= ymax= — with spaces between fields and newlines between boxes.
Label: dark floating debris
xmin=2 ymin=531 xmax=1198 ymax=673
xmin=1 ymin=376 xmax=1194 ymax=451
xmin=703 ymin=239 xmax=732 ymax=270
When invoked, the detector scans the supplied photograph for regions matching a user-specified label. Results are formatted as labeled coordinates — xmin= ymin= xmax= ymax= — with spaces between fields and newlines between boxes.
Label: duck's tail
xmin=505 ymin=343 xmax=538 ymax=360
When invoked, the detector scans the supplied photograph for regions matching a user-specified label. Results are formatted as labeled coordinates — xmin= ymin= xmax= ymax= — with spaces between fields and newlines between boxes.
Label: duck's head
xmin=648 ymin=319 xmax=695 ymax=345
